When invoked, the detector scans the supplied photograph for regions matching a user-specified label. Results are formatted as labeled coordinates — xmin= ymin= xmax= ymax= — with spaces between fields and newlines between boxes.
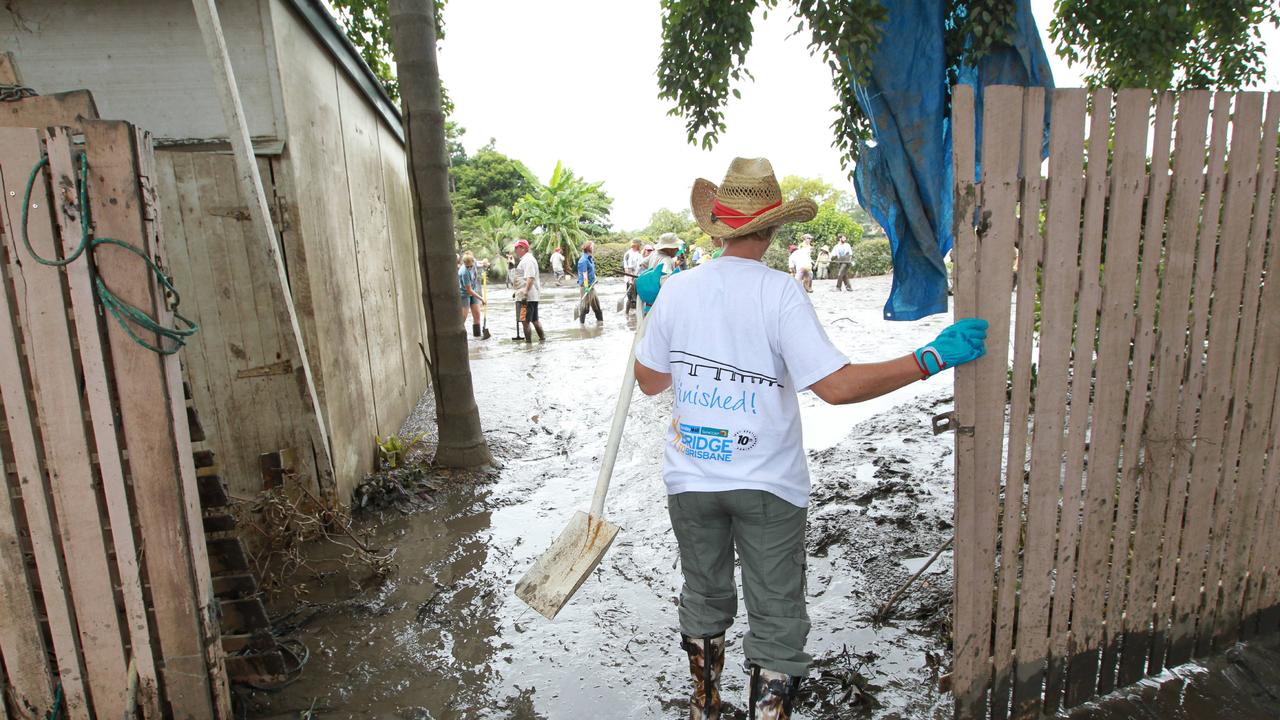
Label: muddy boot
xmin=681 ymin=633 xmax=725 ymax=719
xmin=534 ymin=322 xmax=546 ymax=342
xmin=748 ymin=665 xmax=802 ymax=720
xmin=472 ymin=322 xmax=481 ymax=338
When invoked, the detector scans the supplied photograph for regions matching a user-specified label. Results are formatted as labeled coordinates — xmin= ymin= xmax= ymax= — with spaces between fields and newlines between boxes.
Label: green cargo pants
xmin=667 ymin=490 xmax=811 ymax=677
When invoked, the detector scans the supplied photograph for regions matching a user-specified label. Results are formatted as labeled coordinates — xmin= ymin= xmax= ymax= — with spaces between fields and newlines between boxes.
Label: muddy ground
xmin=244 ymin=274 xmax=958 ymax=719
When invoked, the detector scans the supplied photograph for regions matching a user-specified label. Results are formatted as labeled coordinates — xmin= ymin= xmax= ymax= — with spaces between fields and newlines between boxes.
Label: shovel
xmin=572 ymin=282 xmax=596 ymax=322
xmin=515 ymin=311 xmax=650 ymax=619
xmin=481 ymin=274 xmax=492 ymax=339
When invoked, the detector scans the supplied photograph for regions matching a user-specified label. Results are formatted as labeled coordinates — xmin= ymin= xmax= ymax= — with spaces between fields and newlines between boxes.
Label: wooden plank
xmin=170 ymin=153 xmax=247 ymax=495
xmin=961 ymin=82 xmax=1024 ymax=718
xmin=378 ymin=124 xmax=428 ymax=399
xmin=81 ymin=120 xmax=217 ymax=719
xmin=1147 ymin=92 xmax=1231 ymax=675
xmin=0 ymin=424 xmax=55 ymax=713
xmin=1205 ymin=92 xmax=1280 ymax=650
xmin=1011 ymin=88 xmax=1088 ymax=720
xmin=0 ymin=137 xmax=89 ymax=719
xmin=211 ymin=573 xmax=259 ymax=599
xmin=136 ymin=127 xmax=235 ymax=720
xmin=1043 ymin=88 xmax=1112 ymax=714
xmin=1 ymin=127 xmax=128 ymax=717
xmin=947 ymin=83 xmax=983 ymax=720
xmin=1250 ymin=377 xmax=1280 ymax=633
xmin=43 ymin=129 xmax=164 ymax=718
xmin=1167 ymin=92 xmax=1264 ymax=665
xmin=1240 ymin=112 xmax=1280 ymax=632
xmin=1064 ymin=89 xmax=1151 ymax=707
xmin=191 ymin=0 xmax=335 ymax=496
xmin=218 ymin=599 xmax=270 ymax=636
xmin=0 ymin=92 xmax=100 ymax=132
xmin=340 ymin=80 xmax=404 ymax=437
xmin=1102 ymin=92 xmax=1175 ymax=691
xmin=1118 ymin=91 xmax=1211 ymax=684
xmin=988 ymin=86 xmax=1045 ymax=720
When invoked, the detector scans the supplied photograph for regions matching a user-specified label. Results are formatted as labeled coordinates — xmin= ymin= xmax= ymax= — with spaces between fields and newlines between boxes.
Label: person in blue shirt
xmin=576 ymin=241 xmax=603 ymax=324
xmin=457 ymin=251 xmax=483 ymax=337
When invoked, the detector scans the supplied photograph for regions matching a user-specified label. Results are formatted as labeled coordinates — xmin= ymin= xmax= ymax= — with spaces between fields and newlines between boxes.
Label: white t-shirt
xmin=517 ymin=254 xmax=542 ymax=301
xmin=623 ymin=248 xmax=643 ymax=275
xmin=635 ymin=257 xmax=849 ymax=506
xmin=831 ymin=242 xmax=852 ymax=259
xmin=790 ymin=247 xmax=813 ymax=272
xmin=550 ymin=251 xmax=565 ymax=273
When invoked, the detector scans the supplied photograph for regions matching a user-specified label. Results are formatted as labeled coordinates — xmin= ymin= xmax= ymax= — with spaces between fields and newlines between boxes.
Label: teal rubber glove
xmin=635 ymin=265 xmax=667 ymax=306
xmin=913 ymin=318 xmax=988 ymax=377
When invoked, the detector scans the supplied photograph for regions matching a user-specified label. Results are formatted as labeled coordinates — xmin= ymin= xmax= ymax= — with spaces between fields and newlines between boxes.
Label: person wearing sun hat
xmin=633 ymin=157 xmax=988 ymax=720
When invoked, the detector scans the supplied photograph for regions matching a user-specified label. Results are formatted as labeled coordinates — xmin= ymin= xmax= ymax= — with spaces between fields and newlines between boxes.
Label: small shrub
xmin=851 ymin=238 xmax=892 ymax=277
xmin=591 ymin=242 xmax=630 ymax=277
xmin=762 ymin=242 xmax=791 ymax=273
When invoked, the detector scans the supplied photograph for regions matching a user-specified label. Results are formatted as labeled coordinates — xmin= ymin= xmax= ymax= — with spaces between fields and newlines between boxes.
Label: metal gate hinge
xmin=932 ymin=411 xmax=974 ymax=436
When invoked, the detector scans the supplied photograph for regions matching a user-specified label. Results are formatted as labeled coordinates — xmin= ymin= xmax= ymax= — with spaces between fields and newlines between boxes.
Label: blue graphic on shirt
xmin=675 ymin=379 xmax=757 ymax=415
xmin=676 ymin=423 xmax=735 ymax=463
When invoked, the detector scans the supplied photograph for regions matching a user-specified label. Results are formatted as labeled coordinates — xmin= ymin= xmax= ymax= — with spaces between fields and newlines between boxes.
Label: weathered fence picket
xmin=952 ymin=87 xmax=1280 ymax=719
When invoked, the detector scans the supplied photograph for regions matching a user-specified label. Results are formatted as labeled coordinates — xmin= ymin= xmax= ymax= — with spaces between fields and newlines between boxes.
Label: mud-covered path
xmin=247 ymin=274 xmax=960 ymax=719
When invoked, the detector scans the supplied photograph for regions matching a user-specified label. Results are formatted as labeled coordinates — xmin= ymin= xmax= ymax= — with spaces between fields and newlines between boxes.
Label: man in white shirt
xmin=622 ymin=239 xmax=645 ymax=313
xmin=634 ymin=158 xmax=987 ymax=720
xmin=549 ymin=246 xmax=566 ymax=286
xmin=830 ymin=234 xmax=854 ymax=291
xmin=513 ymin=239 xmax=544 ymax=342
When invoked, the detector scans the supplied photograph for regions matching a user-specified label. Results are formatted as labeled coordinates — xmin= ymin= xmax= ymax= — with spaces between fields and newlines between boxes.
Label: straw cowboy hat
xmin=691 ymin=157 xmax=818 ymax=239
xmin=655 ymin=232 xmax=683 ymax=251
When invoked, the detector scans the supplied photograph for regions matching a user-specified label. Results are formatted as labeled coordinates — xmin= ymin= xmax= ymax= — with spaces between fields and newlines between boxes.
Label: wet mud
xmin=244 ymin=275 xmax=968 ymax=719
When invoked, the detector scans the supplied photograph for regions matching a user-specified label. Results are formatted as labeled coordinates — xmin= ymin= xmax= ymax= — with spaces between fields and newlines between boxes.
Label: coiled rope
xmin=20 ymin=152 xmax=198 ymax=355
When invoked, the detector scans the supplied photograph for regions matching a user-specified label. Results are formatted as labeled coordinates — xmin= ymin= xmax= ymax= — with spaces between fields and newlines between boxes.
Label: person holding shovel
xmin=513 ymin=239 xmax=545 ymax=343
xmin=633 ymin=157 xmax=988 ymax=720
xmin=576 ymin=240 xmax=603 ymax=324
xmin=458 ymin=251 xmax=484 ymax=338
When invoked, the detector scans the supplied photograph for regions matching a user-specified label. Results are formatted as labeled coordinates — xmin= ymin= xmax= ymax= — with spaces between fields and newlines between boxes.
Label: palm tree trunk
xmin=388 ymin=0 xmax=493 ymax=468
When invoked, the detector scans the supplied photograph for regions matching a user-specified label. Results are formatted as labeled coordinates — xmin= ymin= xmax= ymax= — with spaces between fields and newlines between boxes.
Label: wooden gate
xmin=0 ymin=124 xmax=231 ymax=718
xmin=950 ymin=86 xmax=1280 ymax=719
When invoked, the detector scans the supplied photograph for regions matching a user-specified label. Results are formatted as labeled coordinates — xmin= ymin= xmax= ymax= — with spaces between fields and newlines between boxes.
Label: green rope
xmin=19 ymin=152 xmax=198 ymax=355
xmin=45 ymin=682 xmax=62 ymax=719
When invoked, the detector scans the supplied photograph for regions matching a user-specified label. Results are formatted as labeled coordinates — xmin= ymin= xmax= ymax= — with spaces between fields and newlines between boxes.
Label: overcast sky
xmin=437 ymin=1 xmax=1279 ymax=230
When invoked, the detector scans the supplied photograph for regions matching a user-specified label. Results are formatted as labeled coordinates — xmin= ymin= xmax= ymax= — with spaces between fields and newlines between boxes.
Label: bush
xmin=762 ymin=242 xmax=791 ymax=273
xmin=591 ymin=242 xmax=630 ymax=277
xmin=851 ymin=238 xmax=892 ymax=277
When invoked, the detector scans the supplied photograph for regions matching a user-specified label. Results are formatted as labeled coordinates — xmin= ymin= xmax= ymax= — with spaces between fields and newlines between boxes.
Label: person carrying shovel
xmin=576 ymin=240 xmax=604 ymax=324
xmin=633 ymin=157 xmax=988 ymax=720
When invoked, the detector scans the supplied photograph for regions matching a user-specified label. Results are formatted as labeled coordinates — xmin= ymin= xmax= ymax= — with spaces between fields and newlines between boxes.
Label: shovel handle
xmin=589 ymin=311 xmax=649 ymax=517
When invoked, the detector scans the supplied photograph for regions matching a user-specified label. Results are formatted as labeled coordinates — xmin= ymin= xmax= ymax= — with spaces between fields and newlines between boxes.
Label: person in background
xmin=790 ymin=236 xmax=814 ymax=293
xmin=643 ymin=243 xmax=655 ymax=265
xmin=506 ymin=252 xmax=518 ymax=288
xmin=577 ymin=240 xmax=603 ymax=324
xmin=786 ymin=244 xmax=797 ymax=276
xmin=690 ymin=244 xmax=704 ymax=266
xmin=458 ymin=251 xmax=484 ymax=338
xmin=649 ymin=233 xmax=682 ymax=272
xmin=550 ymin=246 xmax=566 ymax=286
xmin=633 ymin=156 xmax=988 ymax=720
xmin=831 ymin=234 xmax=853 ymax=291
xmin=623 ymin=238 xmax=646 ymax=313
xmin=513 ymin=239 xmax=545 ymax=343
xmin=816 ymin=245 xmax=830 ymax=281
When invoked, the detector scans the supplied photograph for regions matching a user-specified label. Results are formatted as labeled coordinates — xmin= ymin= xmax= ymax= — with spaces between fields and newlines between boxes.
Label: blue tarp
xmin=851 ymin=0 xmax=1054 ymax=321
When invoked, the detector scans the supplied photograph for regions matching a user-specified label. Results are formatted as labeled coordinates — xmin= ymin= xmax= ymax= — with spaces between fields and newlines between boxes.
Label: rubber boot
xmin=472 ymin=322 xmax=481 ymax=338
xmin=681 ymin=633 xmax=725 ymax=720
xmin=748 ymin=665 xmax=802 ymax=720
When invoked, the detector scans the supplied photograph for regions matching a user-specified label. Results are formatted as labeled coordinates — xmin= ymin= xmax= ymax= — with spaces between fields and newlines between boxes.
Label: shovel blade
xmin=515 ymin=510 xmax=619 ymax=620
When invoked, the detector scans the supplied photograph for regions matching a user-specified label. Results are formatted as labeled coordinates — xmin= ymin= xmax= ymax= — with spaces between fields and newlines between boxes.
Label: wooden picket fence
xmin=950 ymin=86 xmax=1280 ymax=719
xmin=0 ymin=124 xmax=231 ymax=718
